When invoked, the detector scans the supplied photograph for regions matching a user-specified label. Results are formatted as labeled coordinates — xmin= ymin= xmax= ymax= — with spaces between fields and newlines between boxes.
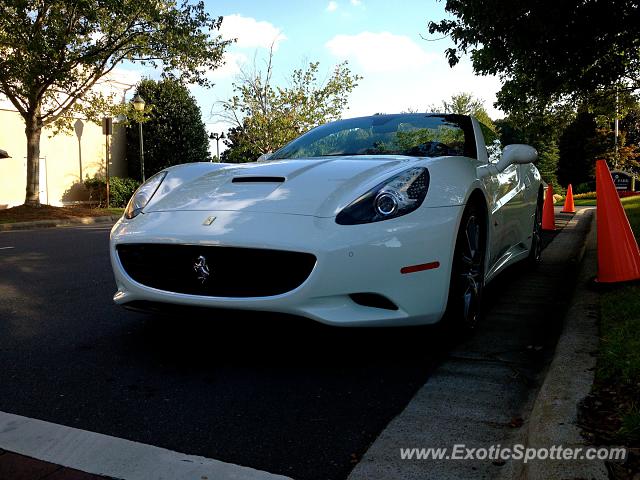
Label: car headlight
xmin=124 ymin=171 xmax=167 ymax=219
xmin=336 ymin=167 xmax=430 ymax=225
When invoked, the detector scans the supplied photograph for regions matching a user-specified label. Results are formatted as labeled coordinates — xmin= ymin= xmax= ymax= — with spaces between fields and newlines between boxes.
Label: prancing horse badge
xmin=202 ymin=216 xmax=216 ymax=226
xmin=193 ymin=256 xmax=210 ymax=284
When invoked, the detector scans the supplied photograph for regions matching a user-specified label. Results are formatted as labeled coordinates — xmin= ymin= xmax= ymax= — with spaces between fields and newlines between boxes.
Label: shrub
xmin=83 ymin=176 xmax=140 ymax=208
xmin=84 ymin=176 xmax=106 ymax=206
xmin=109 ymin=177 xmax=140 ymax=207
xmin=575 ymin=182 xmax=595 ymax=194
xmin=573 ymin=191 xmax=597 ymax=199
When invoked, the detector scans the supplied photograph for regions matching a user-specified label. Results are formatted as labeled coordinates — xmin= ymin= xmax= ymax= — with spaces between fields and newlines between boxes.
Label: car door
xmin=517 ymin=163 xmax=540 ymax=242
xmin=496 ymin=162 xmax=526 ymax=254
xmin=478 ymin=124 xmax=524 ymax=264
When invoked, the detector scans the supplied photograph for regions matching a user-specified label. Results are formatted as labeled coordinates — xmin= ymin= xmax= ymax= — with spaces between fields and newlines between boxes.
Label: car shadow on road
xmin=118 ymin=218 xmax=566 ymax=374
xmin=123 ymin=307 xmax=453 ymax=370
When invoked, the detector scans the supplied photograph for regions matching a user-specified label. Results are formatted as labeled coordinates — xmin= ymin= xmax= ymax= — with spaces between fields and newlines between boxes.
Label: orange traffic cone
xmin=562 ymin=184 xmax=576 ymax=213
xmin=596 ymin=159 xmax=640 ymax=283
xmin=542 ymin=184 xmax=556 ymax=231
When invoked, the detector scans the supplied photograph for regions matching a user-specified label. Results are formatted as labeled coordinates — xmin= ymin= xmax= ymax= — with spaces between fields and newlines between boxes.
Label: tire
xmin=443 ymin=203 xmax=487 ymax=332
xmin=527 ymin=192 xmax=543 ymax=266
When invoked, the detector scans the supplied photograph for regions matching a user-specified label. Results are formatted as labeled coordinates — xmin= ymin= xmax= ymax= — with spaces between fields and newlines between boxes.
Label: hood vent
xmin=232 ymin=176 xmax=285 ymax=183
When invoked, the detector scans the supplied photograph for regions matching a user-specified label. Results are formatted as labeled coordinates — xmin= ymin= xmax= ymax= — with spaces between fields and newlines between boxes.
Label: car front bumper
xmin=110 ymin=206 xmax=463 ymax=326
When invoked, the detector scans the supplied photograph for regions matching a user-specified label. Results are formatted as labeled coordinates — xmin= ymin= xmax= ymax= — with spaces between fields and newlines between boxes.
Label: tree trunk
xmin=24 ymin=112 xmax=43 ymax=206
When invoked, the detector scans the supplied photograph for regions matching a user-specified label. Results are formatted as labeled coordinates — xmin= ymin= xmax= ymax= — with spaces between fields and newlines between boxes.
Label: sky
xmin=113 ymin=0 xmax=504 ymax=153
xmin=0 ymin=1 xmax=503 ymax=153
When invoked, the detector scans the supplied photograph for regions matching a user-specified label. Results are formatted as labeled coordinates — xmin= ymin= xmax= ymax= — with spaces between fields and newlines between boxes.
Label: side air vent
xmin=232 ymin=176 xmax=286 ymax=183
xmin=349 ymin=293 xmax=398 ymax=311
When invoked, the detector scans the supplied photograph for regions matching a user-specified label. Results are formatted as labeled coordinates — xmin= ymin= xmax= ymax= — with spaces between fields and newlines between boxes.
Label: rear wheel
xmin=443 ymin=203 xmax=486 ymax=332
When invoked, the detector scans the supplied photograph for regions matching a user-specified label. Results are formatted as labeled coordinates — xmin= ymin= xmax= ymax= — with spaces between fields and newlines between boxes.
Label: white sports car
xmin=110 ymin=114 xmax=542 ymax=328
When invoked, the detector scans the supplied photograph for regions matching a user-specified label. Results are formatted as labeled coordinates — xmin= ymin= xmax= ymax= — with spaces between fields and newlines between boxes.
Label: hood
xmin=146 ymin=156 xmax=422 ymax=217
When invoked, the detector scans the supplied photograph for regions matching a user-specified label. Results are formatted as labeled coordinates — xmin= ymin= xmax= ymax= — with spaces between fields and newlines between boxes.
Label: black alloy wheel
xmin=445 ymin=204 xmax=486 ymax=331
xmin=527 ymin=192 xmax=543 ymax=265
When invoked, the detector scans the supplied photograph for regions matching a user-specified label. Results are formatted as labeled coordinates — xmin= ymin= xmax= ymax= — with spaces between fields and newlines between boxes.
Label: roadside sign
xmin=102 ymin=117 xmax=113 ymax=136
xmin=611 ymin=170 xmax=636 ymax=191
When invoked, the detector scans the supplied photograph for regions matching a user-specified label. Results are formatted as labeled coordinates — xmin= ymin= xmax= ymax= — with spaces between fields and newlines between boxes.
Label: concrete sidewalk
xmin=522 ymin=208 xmax=608 ymax=480
xmin=349 ymin=208 xmax=594 ymax=480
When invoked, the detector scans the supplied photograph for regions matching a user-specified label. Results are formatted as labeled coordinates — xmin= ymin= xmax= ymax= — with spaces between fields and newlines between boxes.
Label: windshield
xmin=270 ymin=113 xmax=477 ymax=160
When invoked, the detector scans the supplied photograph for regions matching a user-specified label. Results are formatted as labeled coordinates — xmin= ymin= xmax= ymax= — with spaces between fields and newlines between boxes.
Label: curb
xmin=521 ymin=207 xmax=608 ymax=480
xmin=0 ymin=215 xmax=119 ymax=231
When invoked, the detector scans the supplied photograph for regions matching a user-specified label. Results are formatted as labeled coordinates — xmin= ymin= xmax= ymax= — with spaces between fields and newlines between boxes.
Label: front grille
xmin=117 ymin=244 xmax=316 ymax=297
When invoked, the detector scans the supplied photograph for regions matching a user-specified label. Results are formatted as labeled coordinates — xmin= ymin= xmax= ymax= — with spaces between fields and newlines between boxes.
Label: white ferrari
xmin=110 ymin=113 xmax=542 ymax=328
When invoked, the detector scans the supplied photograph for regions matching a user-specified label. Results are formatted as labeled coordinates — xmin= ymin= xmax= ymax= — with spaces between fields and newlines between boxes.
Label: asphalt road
xmin=0 ymin=222 xmax=563 ymax=480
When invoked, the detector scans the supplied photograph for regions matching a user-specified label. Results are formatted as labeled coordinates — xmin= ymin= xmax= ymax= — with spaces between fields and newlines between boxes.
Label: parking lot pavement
xmin=0 ymin=224 xmax=446 ymax=480
xmin=0 ymin=212 xmax=578 ymax=480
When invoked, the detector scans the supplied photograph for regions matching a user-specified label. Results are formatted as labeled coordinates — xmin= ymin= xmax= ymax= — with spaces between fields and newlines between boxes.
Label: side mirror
xmin=257 ymin=152 xmax=273 ymax=162
xmin=495 ymin=144 xmax=538 ymax=172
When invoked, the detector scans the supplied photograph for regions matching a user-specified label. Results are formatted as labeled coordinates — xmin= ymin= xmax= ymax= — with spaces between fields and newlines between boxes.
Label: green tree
xmin=494 ymin=102 xmax=575 ymax=190
xmin=428 ymin=0 xmax=640 ymax=112
xmin=438 ymin=92 xmax=494 ymax=129
xmin=220 ymin=50 xmax=362 ymax=162
xmin=620 ymin=107 xmax=640 ymax=174
xmin=556 ymin=94 xmax=640 ymax=184
xmin=493 ymin=118 xmax=525 ymax=146
xmin=592 ymin=128 xmax=640 ymax=174
xmin=495 ymin=117 xmax=561 ymax=190
xmin=0 ymin=0 xmax=231 ymax=206
xmin=557 ymin=111 xmax=599 ymax=187
xmin=622 ymin=107 xmax=640 ymax=147
xmin=126 ymin=79 xmax=210 ymax=181
xmin=536 ymin=140 xmax=561 ymax=191
xmin=580 ymin=90 xmax=640 ymax=173
xmin=220 ymin=124 xmax=262 ymax=164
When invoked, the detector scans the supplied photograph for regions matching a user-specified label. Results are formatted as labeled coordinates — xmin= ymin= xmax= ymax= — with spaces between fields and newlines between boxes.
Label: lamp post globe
xmin=132 ymin=94 xmax=145 ymax=112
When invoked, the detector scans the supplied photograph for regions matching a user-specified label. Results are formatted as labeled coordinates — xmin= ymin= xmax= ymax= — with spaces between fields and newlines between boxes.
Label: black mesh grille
xmin=117 ymin=244 xmax=316 ymax=297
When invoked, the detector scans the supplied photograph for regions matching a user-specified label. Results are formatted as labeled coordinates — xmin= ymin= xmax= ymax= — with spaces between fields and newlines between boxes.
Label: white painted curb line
xmin=0 ymin=411 xmax=293 ymax=480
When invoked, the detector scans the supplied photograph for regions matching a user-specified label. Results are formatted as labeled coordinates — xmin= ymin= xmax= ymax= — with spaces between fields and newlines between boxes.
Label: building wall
xmin=0 ymin=108 xmax=126 ymax=208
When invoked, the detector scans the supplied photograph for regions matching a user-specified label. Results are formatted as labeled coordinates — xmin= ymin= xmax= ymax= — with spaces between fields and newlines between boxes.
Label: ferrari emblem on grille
xmin=193 ymin=255 xmax=210 ymax=284
xmin=202 ymin=216 xmax=216 ymax=226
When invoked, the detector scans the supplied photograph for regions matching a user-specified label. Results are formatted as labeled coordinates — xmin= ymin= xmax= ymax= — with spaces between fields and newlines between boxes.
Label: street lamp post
xmin=614 ymin=85 xmax=619 ymax=169
xmin=209 ymin=132 xmax=225 ymax=161
xmin=132 ymin=94 xmax=146 ymax=181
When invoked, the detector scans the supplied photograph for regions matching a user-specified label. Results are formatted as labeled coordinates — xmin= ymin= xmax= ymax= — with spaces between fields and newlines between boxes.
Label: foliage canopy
xmin=0 ymin=0 xmax=230 ymax=204
xmin=220 ymin=50 xmax=362 ymax=163
xmin=436 ymin=92 xmax=494 ymax=129
xmin=126 ymin=79 xmax=210 ymax=181
xmin=428 ymin=0 xmax=640 ymax=111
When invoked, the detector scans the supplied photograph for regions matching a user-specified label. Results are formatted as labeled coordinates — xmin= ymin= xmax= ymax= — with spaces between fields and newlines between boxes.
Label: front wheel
xmin=443 ymin=204 xmax=486 ymax=332
xmin=527 ymin=193 xmax=543 ymax=266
